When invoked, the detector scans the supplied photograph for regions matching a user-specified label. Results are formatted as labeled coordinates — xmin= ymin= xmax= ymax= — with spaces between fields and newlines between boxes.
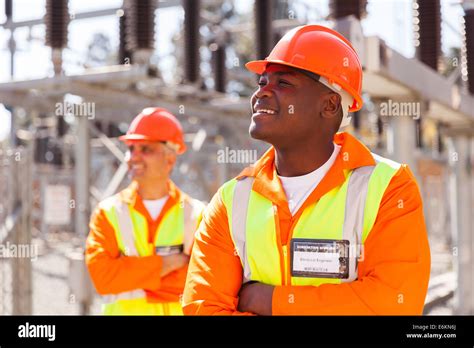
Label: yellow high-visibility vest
xmin=221 ymin=154 xmax=400 ymax=286
xmin=100 ymin=195 xmax=204 ymax=315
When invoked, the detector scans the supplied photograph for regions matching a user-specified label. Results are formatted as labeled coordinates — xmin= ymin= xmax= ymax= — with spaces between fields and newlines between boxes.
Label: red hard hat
xmin=119 ymin=107 xmax=186 ymax=154
xmin=245 ymin=25 xmax=363 ymax=112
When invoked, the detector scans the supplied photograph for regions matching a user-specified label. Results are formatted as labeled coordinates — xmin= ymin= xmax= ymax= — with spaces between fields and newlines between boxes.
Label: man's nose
xmin=127 ymin=148 xmax=141 ymax=162
xmin=254 ymin=84 xmax=273 ymax=100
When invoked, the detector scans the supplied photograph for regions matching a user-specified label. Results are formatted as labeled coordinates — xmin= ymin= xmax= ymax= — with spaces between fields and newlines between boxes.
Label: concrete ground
xmin=32 ymin=232 xmax=101 ymax=315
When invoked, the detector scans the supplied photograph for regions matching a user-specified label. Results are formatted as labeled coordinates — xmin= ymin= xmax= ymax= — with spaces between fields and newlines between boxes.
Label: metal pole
xmin=19 ymin=143 xmax=33 ymax=314
xmin=447 ymin=134 xmax=473 ymax=314
xmin=11 ymin=143 xmax=32 ymax=314
xmin=471 ymin=137 xmax=474 ymax=315
xmin=75 ymin=116 xmax=90 ymax=238
xmin=183 ymin=0 xmax=200 ymax=83
xmin=5 ymin=0 xmax=16 ymax=149
xmin=255 ymin=0 xmax=273 ymax=60
xmin=7 ymin=106 xmax=16 ymax=149
xmin=455 ymin=135 xmax=474 ymax=315
xmin=6 ymin=0 xmax=14 ymax=77
xmin=212 ymin=44 xmax=226 ymax=93
xmin=11 ymin=148 xmax=20 ymax=314
xmin=75 ymin=115 xmax=91 ymax=314
xmin=436 ymin=122 xmax=444 ymax=154
xmin=385 ymin=98 xmax=418 ymax=177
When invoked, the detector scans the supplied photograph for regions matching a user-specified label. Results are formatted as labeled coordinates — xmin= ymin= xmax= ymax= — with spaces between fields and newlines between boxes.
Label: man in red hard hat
xmin=183 ymin=25 xmax=430 ymax=315
xmin=86 ymin=107 xmax=205 ymax=315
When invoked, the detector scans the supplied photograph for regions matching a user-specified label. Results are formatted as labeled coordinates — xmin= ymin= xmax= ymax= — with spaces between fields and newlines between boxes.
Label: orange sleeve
xmin=85 ymin=205 xmax=164 ymax=295
xmin=272 ymin=165 xmax=431 ymax=315
xmin=182 ymin=190 xmax=253 ymax=315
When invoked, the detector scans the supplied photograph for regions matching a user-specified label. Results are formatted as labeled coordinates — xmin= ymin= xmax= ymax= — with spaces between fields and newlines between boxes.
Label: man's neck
xmin=274 ymin=141 xmax=335 ymax=177
xmin=136 ymin=180 xmax=169 ymax=200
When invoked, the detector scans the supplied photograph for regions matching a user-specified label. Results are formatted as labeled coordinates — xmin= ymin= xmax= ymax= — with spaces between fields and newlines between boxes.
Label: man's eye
xmin=258 ymin=80 xmax=266 ymax=86
xmin=279 ymin=79 xmax=291 ymax=86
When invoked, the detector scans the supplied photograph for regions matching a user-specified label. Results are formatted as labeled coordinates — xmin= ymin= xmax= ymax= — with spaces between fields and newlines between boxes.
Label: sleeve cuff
xmin=272 ymin=286 xmax=291 ymax=315
xmin=145 ymin=255 xmax=163 ymax=291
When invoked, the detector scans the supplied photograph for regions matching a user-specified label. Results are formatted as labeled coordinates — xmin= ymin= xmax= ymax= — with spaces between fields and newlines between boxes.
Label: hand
xmin=160 ymin=253 xmax=190 ymax=277
xmin=237 ymin=281 xmax=274 ymax=315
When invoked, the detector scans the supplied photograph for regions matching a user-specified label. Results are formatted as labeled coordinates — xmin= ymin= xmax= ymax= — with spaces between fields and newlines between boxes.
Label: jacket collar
xmin=118 ymin=179 xmax=182 ymax=207
xmin=236 ymin=132 xmax=376 ymax=209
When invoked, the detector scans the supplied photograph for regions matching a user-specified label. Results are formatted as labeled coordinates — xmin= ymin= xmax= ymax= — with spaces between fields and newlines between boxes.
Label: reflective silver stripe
xmin=230 ymin=166 xmax=374 ymax=284
xmin=341 ymin=165 xmax=375 ymax=283
xmin=102 ymin=198 xmax=146 ymax=305
xmin=231 ymin=177 xmax=255 ymax=283
xmin=115 ymin=199 xmax=138 ymax=256
xmin=183 ymin=199 xmax=195 ymax=255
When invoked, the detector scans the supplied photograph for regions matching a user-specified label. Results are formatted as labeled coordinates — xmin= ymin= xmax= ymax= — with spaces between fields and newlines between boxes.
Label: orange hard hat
xmin=119 ymin=107 xmax=186 ymax=154
xmin=245 ymin=25 xmax=363 ymax=112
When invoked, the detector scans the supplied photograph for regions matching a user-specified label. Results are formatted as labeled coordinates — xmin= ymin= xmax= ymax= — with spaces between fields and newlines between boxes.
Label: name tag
xmin=290 ymin=239 xmax=350 ymax=279
xmin=155 ymin=244 xmax=183 ymax=256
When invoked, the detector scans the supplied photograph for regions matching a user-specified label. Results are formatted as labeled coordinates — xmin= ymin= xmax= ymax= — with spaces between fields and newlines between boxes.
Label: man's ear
xmin=166 ymin=152 xmax=177 ymax=173
xmin=321 ymin=92 xmax=342 ymax=120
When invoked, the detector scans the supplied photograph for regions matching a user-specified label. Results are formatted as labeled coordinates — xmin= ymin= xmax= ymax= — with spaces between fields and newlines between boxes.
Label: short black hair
xmin=265 ymin=63 xmax=321 ymax=82
xmin=292 ymin=67 xmax=321 ymax=83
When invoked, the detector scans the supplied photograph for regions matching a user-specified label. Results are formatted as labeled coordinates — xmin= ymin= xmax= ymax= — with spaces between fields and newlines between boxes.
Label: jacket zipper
xmin=282 ymin=245 xmax=288 ymax=285
xmin=274 ymin=204 xmax=288 ymax=286
xmin=285 ymin=215 xmax=301 ymax=286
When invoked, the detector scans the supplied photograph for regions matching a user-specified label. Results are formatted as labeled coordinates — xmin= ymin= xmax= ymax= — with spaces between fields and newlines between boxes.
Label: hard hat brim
xmin=245 ymin=59 xmax=363 ymax=112
xmin=119 ymin=134 xmax=187 ymax=154
xmin=245 ymin=59 xmax=288 ymax=75
xmin=118 ymin=134 xmax=153 ymax=142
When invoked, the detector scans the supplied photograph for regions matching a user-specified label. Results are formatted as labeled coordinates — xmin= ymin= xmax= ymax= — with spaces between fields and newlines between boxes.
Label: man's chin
xmin=249 ymin=124 xmax=273 ymax=144
xmin=130 ymin=173 xmax=145 ymax=182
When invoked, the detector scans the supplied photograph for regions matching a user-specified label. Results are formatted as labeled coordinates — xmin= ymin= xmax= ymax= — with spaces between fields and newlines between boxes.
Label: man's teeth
xmin=256 ymin=109 xmax=276 ymax=114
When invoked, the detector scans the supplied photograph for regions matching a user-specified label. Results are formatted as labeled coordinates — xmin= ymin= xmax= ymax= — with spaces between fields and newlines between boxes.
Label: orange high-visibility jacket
xmin=86 ymin=180 xmax=197 ymax=303
xmin=183 ymin=132 xmax=431 ymax=315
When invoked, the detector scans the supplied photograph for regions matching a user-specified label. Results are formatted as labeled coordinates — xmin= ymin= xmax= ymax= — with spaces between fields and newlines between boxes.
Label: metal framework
xmin=0 ymin=146 xmax=33 ymax=314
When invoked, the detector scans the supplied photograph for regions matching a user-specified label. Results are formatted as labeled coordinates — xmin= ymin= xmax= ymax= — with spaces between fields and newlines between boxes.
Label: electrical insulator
xmin=464 ymin=8 xmax=474 ymax=94
xmin=123 ymin=0 xmax=155 ymax=51
xmin=45 ymin=0 xmax=69 ymax=49
xmin=330 ymin=0 xmax=368 ymax=20
xmin=415 ymin=0 xmax=441 ymax=71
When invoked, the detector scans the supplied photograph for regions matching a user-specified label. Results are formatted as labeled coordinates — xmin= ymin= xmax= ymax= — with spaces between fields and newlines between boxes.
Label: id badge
xmin=290 ymin=238 xmax=350 ymax=279
xmin=155 ymin=244 xmax=183 ymax=256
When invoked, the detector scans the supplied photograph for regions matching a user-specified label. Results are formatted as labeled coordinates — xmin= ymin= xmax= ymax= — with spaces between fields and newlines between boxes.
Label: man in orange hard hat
xmin=183 ymin=25 xmax=430 ymax=315
xmin=86 ymin=107 xmax=205 ymax=315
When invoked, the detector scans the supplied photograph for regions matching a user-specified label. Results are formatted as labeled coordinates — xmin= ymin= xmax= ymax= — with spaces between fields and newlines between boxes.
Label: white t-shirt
xmin=278 ymin=144 xmax=341 ymax=215
xmin=142 ymin=196 xmax=169 ymax=220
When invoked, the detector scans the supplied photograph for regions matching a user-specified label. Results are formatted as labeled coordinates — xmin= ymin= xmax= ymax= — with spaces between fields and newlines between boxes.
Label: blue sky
xmin=0 ymin=0 xmax=466 ymax=140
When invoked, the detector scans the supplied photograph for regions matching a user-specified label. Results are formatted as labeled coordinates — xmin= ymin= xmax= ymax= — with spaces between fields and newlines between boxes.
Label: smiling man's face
xmin=249 ymin=64 xmax=333 ymax=149
xmin=125 ymin=141 xmax=176 ymax=184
